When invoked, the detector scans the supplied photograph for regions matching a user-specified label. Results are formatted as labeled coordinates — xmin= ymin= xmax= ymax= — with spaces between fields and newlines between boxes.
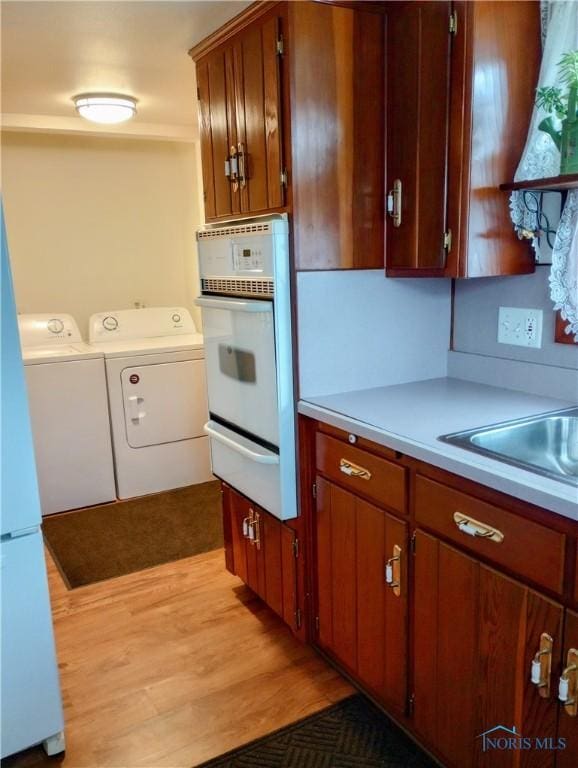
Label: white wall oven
xmin=195 ymin=216 xmax=296 ymax=520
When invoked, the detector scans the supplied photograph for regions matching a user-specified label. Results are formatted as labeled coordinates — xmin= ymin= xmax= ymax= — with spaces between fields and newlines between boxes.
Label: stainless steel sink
xmin=439 ymin=407 xmax=578 ymax=487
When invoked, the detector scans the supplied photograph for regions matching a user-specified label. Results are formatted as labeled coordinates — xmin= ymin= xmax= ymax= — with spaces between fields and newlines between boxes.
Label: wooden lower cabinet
xmin=222 ymin=483 xmax=298 ymax=631
xmin=315 ymin=476 xmax=407 ymax=713
xmin=306 ymin=419 xmax=578 ymax=767
xmin=413 ymin=530 xmax=564 ymax=768
xmin=558 ymin=610 xmax=578 ymax=768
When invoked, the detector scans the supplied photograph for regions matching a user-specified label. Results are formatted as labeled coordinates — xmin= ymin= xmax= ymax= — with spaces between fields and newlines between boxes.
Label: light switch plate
xmin=498 ymin=307 xmax=543 ymax=348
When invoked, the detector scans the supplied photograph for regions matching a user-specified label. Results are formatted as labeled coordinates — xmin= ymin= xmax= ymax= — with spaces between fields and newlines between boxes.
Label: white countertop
xmin=298 ymin=378 xmax=578 ymax=521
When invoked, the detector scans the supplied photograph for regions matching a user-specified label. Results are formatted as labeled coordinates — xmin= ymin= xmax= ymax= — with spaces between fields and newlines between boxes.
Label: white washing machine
xmin=88 ymin=307 xmax=212 ymax=499
xmin=18 ymin=314 xmax=116 ymax=516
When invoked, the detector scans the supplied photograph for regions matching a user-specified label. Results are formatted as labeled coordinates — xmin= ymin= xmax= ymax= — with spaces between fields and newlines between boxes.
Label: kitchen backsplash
xmin=297 ymin=270 xmax=452 ymax=398
xmin=453 ymin=268 xmax=577 ymax=369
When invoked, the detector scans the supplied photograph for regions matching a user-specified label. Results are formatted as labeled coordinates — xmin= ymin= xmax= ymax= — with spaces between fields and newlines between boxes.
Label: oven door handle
xmin=195 ymin=297 xmax=272 ymax=313
xmin=204 ymin=421 xmax=280 ymax=465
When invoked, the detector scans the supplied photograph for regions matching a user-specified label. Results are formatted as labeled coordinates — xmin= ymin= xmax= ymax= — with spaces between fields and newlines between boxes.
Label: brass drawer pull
xmin=340 ymin=459 xmax=372 ymax=480
xmin=453 ymin=512 xmax=504 ymax=543
xmin=530 ymin=633 xmax=553 ymax=697
xmin=559 ymin=648 xmax=578 ymax=716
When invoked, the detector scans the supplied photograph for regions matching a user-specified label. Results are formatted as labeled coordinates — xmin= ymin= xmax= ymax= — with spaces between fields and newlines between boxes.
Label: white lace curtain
xmin=510 ymin=0 xmax=578 ymax=341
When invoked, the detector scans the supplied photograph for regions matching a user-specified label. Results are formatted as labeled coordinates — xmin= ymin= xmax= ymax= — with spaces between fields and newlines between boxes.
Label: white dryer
xmin=18 ymin=314 xmax=116 ymax=516
xmin=88 ymin=307 xmax=212 ymax=499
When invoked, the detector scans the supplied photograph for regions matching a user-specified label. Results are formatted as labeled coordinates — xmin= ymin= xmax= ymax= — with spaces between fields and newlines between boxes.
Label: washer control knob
xmin=172 ymin=312 xmax=181 ymax=324
xmin=102 ymin=316 xmax=118 ymax=331
xmin=47 ymin=318 xmax=64 ymax=334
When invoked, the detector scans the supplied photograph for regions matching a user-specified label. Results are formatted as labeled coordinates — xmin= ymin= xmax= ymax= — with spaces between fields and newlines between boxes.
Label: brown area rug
xmin=43 ymin=481 xmax=223 ymax=589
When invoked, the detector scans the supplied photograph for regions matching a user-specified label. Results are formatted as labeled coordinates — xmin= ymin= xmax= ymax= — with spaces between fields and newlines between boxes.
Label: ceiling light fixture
xmin=73 ymin=93 xmax=137 ymax=124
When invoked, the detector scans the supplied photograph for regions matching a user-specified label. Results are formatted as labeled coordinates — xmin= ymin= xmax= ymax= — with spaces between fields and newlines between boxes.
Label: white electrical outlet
xmin=497 ymin=307 xmax=543 ymax=348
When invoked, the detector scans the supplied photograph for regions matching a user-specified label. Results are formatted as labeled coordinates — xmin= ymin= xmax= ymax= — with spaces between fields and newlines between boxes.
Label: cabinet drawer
xmin=316 ymin=433 xmax=407 ymax=514
xmin=415 ymin=476 xmax=565 ymax=594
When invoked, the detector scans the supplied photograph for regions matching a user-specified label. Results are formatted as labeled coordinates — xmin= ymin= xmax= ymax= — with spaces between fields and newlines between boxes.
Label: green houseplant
xmin=536 ymin=50 xmax=578 ymax=174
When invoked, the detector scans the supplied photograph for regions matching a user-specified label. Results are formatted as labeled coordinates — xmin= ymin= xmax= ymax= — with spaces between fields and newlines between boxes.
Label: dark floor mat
xmin=43 ymin=481 xmax=223 ymax=588
xmin=196 ymin=694 xmax=438 ymax=768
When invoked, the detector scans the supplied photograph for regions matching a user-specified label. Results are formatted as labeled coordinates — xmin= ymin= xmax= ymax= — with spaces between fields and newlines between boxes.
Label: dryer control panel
xmin=88 ymin=307 xmax=196 ymax=342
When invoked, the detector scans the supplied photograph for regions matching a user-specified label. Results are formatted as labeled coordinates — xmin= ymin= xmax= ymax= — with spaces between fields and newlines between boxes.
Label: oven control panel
xmin=233 ymin=244 xmax=264 ymax=272
xmin=197 ymin=217 xmax=288 ymax=281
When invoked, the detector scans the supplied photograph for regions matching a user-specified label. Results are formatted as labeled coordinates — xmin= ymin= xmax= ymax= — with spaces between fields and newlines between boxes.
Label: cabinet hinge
xmin=295 ymin=607 xmax=302 ymax=630
xmin=408 ymin=693 xmax=416 ymax=717
xmin=443 ymin=229 xmax=452 ymax=252
xmin=293 ymin=538 xmax=300 ymax=559
xmin=449 ymin=10 xmax=458 ymax=35
xmin=312 ymin=482 xmax=317 ymax=500
xmin=280 ymin=168 xmax=288 ymax=188
xmin=276 ymin=35 xmax=284 ymax=56
xmin=315 ymin=615 xmax=320 ymax=633
xmin=410 ymin=531 xmax=417 ymax=555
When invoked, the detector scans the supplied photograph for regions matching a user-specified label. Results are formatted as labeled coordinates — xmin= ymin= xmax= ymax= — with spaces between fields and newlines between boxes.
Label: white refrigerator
xmin=1 ymin=209 xmax=65 ymax=758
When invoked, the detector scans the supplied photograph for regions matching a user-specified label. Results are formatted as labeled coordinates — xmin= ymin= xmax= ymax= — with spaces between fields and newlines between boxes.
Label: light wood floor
xmin=7 ymin=548 xmax=352 ymax=768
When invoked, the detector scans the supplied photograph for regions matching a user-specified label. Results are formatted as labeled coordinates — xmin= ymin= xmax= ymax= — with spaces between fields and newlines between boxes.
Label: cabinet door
xmin=199 ymin=50 xmax=234 ymax=219
xmin=557 ymin=610 xmax=578 ymax=768
xmin=236 ymin=15 xmax=284 ymax=214
xmin=225 ymin=47 xmax=241 ymax=217
xmin=290 ymin=1 xmax=385 ymax=270
xmin=413 ymin=531 xmax=563 ymax=768
xmin=221 ymin=483 xmax=234 ymax=574
xmin=226 ymin=484 xmax=249 ymax=584
xmin=385 ymin=1 xmax=452 ymax=274
xmin=220 ymin=485 xmax=298 ymax=630
xmin=315 ymin=477 xmax=408 ymax=712
xmin=257 ymin=510 xmax=297 ymax=627
xmin=196 ymin=60 xmax=217 ymax=220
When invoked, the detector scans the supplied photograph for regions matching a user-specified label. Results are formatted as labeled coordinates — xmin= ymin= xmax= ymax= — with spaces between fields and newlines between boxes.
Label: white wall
xmin=297 ymin=270 xmax=452 ymax=398
xmin=2 ymin=132 xmax=202 ymax=334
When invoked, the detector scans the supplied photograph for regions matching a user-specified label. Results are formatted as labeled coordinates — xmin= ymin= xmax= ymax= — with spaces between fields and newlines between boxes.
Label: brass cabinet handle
xmin=237 ymin=142 xmax=246 ymax=189
xmin=245 ymin=508 xmax=261 ymax=550
xmin=530 ymin=633 xmax=553 ymax=698
xmin=229 ymin=145 xmax=239 ymax=191
xmin=385 ymin=545 xmax=402 ymax=597
xmin=251 ymin=511 xmax=261 ymax=550
xmin=453 ymin=512 xmax=504 ymax=544
xmin=339 ymin=459 xmax=372 ymax=480
xmin=559 ymin=648 xmax=578 ymax=716
xmin=386 ymin=179 xmax=402 ymax=227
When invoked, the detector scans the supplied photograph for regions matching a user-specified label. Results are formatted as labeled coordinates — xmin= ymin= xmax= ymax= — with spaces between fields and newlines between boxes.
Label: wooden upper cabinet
xmin=190 ymin=1 xmax=386 ymax=269
xmin=386 ymin=1 xmax=541 ymax=278
xmin=193 ymin=8 xmax=285 ymax=221
xmin=197 ymin=52 xmax=230 ymax=220
xmin=289 ymin=1 xmax=385 ymax=270
xmin=386 ymin=1 xmax=452 ymax=273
